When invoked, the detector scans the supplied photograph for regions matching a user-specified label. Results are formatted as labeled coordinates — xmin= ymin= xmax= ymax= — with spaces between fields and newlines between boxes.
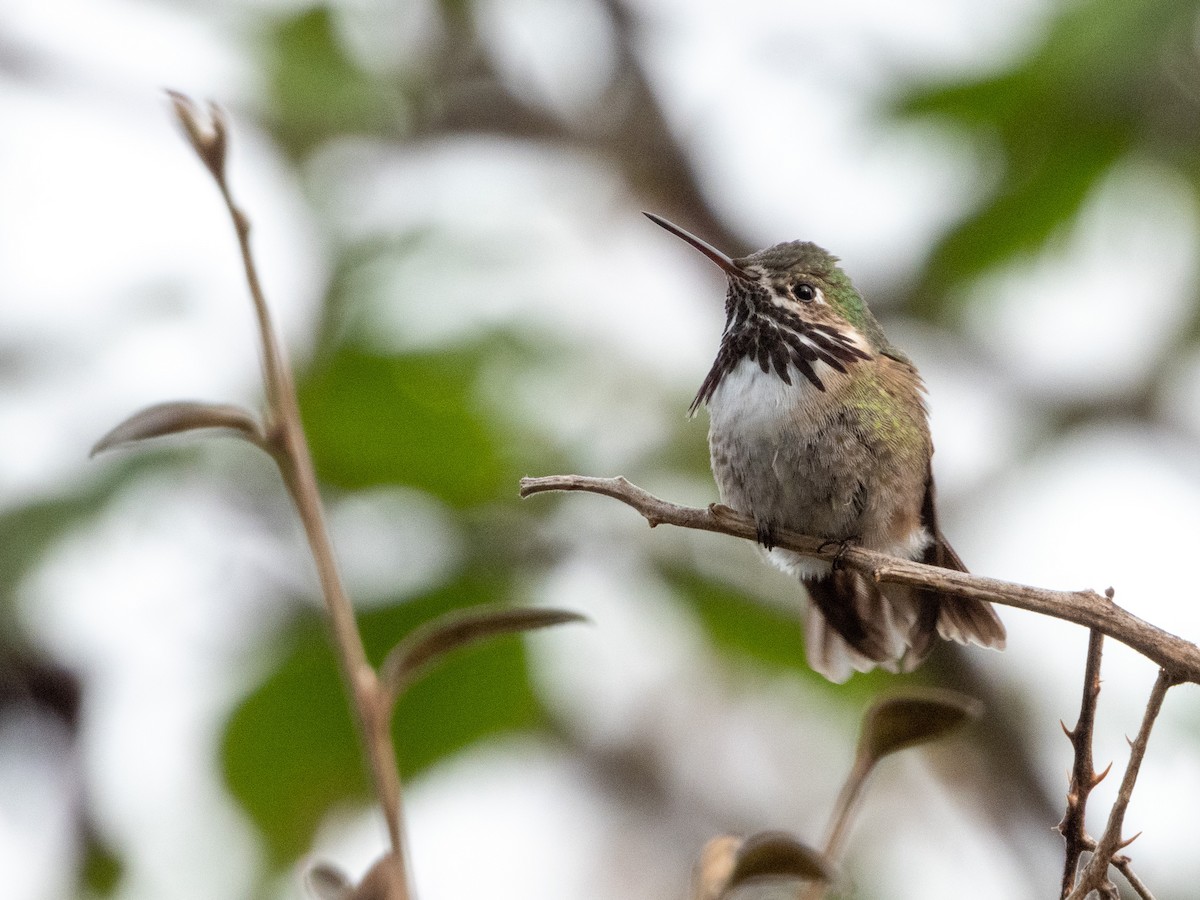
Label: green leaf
xmin=913 ymin=126 xmax=1126 ymax=315
xmin=892 ymin=0 xmax=1197 ymax=319
xmin=222 ymin=572 xmax=547 ymax=866
xmin=79 ymin=826 xmax=123 ymax=896
xmin=260 ymin=5 xmax=402 ymax=156
xmin=297 ymin=344 xmax=519 ymax=508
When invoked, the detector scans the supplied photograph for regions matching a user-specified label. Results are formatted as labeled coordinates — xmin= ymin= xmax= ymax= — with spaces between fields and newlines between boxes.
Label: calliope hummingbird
xmin=647 ymin=213 xmax=1005 ymax=682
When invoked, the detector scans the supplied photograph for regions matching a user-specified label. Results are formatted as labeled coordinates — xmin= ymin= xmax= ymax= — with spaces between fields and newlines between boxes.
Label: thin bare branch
xmin=1065 ymin=669 xmax=1178 ymax=900
xmin=1058 ymin=629 xmax=1106 ymax=897
xmin=802 ymin=691 xmax=980 ymax=900
xmin=167 ymin=91 xmax=409 ymax=899
xmin=519 ymin=475 xmax=1200 ymax=683
xmin=350 ymin=854 xmax=407 ymax=900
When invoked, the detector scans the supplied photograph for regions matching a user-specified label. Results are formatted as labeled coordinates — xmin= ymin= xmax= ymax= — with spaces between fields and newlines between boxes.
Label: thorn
xmin=1126 ymin=734 xmax=1134 ymax=749
xmin=1117 ymin=831 xmax=1142 ymax=850
xmin=1092 ymin=761 xmax=1113 ymax=787
xmin=1060 ymin=720 xmax=1075 ymax=740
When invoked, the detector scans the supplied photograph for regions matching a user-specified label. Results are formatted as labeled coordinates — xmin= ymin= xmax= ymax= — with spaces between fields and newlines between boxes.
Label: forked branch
xmin=1065 ymin=669 xmax=1178 ymax=899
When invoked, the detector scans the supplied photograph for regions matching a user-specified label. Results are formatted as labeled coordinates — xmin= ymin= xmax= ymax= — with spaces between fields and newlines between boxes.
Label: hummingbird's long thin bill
xmin=643 ymin=212 xmax=750 ymax=280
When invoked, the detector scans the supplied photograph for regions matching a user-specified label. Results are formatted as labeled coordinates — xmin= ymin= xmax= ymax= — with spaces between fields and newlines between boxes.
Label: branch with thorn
xmin=1063 ymin=668 xmax=1178 ymax=900
xmin=1056 ymin=630 xmax=1166 ymax=899
xmin=1057 ymin=629 xmax=1112 ymax=898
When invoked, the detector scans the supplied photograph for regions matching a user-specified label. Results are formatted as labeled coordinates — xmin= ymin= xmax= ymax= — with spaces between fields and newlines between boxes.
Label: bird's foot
xmin=817 ymin=536 xmax=860 ymax=571
xmin=756 ymin=520 xmax=778 ymax=551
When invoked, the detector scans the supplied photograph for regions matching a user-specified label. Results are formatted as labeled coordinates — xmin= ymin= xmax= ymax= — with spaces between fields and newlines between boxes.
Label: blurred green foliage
xmin=299 ymin=342 xmax=522 ymax=507
xmin=223 ymin=572 xmax=541 ymax=864
xmin=262 ymin=6 xmax=403 ymax=157
xmin=896 ymin=0 xmax=1200 ymax=319
xmin=80 ymin=830 xmax=124 ymax=897
xmin=661 ymin=566 xmax=914 ymax=704
xmin=0 ymin=457 xmax=165 ymax=626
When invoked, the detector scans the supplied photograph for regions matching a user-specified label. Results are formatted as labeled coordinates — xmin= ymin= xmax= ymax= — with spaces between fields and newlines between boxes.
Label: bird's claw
xmin=818 ymin=537 xmax=860 ymax=571
xmin=756 ymin=521 xmax=778 ymax=551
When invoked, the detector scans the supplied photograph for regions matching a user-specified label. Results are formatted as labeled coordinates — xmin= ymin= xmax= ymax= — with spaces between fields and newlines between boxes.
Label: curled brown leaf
xmin=380 ymin=606 xmax=588 ymax=707
xmin=858 ymin=689 xmax=983 ymax=768
xmin=304 ymin=861 xmax=352 ymax=900
xmin=91 ymin=400 xmax=264 ymax=457
xmin=725 ymin=831 xmax=833 ymax=890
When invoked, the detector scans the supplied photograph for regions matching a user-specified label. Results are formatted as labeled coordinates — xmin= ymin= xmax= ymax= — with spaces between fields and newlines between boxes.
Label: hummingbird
xmin=646 ymin=212 xmax=1006 ymax=682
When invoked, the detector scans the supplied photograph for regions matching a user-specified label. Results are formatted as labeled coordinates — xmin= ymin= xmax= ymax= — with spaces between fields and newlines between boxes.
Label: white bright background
xmin=2 ymin=1 xmax=1199 ymax=899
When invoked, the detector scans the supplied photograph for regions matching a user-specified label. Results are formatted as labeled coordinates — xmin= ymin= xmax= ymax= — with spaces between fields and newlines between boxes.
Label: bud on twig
xmin=166 ymin=90 xmax=228 ymax=183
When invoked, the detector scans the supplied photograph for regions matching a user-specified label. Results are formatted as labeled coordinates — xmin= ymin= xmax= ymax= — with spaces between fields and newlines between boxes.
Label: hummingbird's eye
xmin=793 ymin=282 xmax=818 ymax=303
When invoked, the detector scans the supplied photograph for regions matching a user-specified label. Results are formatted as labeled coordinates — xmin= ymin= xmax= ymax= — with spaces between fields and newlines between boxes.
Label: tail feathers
xmin=919 ymin=532 xmax=1007 ymax=651
xmin=803 ymin=571 xmax=908 ymax=683
xmin=803 ymin=604 xmax=887 ymax=684
xmin=798 ymin=468 xmax=1008 ymax=680
xmin=801 ymin=565 xmax=1006 ymax=682
xmin=804 ymin=570 xmax=900 ymax=661
xmin=936 ymin=595 xmax=1007 ymax=649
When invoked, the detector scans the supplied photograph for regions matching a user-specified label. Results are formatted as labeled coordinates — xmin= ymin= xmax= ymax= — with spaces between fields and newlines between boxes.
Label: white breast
xmin=704 ymin=355 xmax=878 ymax=576
xmin=706 ymin=357 xmax=829 ymax=439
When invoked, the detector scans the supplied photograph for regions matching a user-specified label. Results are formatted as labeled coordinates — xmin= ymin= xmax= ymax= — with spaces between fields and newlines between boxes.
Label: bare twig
xmin=168 ymin=92 xmax=410 ymax=899
xmin=800 ymin=752 xmax=870 ymax=900
xmin=518 ymin=474 xmax=1200 ymax=682
xmin=1065 ymin=669 xmax=1178 ymax=900
xmin=1113 ymin=856 xmax=1156 ymax=900
xmin=1058 ymin=629 xmax=1109 ymax=897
